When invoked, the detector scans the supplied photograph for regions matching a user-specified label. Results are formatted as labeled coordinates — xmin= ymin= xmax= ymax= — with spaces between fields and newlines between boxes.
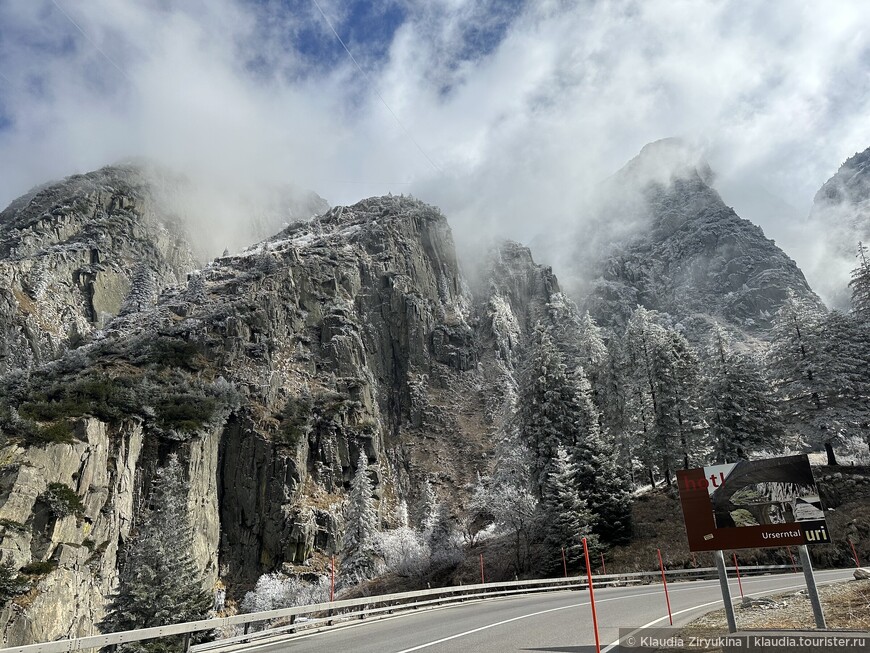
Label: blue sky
xmin=0 ymin=0 xmax=869 ymax=297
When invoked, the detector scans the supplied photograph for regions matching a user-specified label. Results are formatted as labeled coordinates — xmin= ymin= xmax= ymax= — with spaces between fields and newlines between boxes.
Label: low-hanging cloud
xmin=1 ymin=0 xmax=869 ymax=297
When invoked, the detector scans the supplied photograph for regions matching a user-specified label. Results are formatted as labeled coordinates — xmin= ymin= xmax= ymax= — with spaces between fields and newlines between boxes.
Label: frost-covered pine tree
xmin=119 ymin=263 xmax=157 ymax=316
xmin=100 ymin=455 xmax=210 ymax=648
xmin=417 ymin=479 xmax=438 ymax=533
xmin=518 ymin=325 xmax=577 ymax=494
xmin=815 ymin=310 xmax=870 ymax=454
xmin=569 ymin=367 xmax=632 ymax=543
xmin=849 ymin=242 xmax=870 ymax=321
xmin=342 ymin=453 xmax=379 ymax=579
xmin=704 ymin=326 xmax=781 ymax=463
xmin=622 ymin=307 xmax=667 ymax=486
xmin=426 ymin=503 xmax=459 ymax=567
xmin=577 ymin=312 xmax=609 ymax=385
xmin=766 ymin=291 xmax=840 ymax=458
xmin=651 ymin=328 xmax=704 ymax=480
xmin=541 ymin=447 xmax=595 ymax=572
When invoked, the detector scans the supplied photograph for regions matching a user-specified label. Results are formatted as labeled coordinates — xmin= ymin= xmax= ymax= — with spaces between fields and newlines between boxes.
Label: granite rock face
xmin=0 ymin=181 xmax=561 ymax=643
xmin=0 ymin=165 xmax=198 ymax=373
xmin=580 ymin=139 xmax=822 ymax=339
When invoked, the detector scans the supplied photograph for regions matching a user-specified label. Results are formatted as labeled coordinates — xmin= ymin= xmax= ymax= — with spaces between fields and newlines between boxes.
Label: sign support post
xmin=797 ymin=545 xmax=826 ymax=629
xmin=713 ymin=550 xmax=737 ymax=633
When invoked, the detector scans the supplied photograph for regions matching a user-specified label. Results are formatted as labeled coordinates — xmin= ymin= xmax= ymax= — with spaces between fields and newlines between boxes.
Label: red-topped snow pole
xmin=583 ymin=537 xmax=601 ymax=653
xmin=562 ymin=547 xmax=568 ymax=578
xmin=732 ymin=553 xmax=744 ymax=599
xmin=849 ymin=540 xmax=861 ymax=568
xmin=330 ymin=555 xmax=335 ymax=601
xmin=600 ymin=553 xmax=607 ymax=575
xmin=657 ymin=548 xmax=673 ymax=625
xmin=787 ymin=546 xmax=797 ymax=573
xmin=480 ymin=553 xmax=486 ymax=584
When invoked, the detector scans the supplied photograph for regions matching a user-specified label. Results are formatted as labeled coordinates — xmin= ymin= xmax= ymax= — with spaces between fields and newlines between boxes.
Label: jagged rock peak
xmin=0 ymin=164 xmax=199 ymax=372
xmin=238 ymin=195 xmax=454 ymax=262
xmin=581 ymin=140 xmax=821 ymax=338
xmin=814 ymin=145 xmax=870 ymax=207
xmin=614 ymin=137 xmax=714 ymax=188
xmin=0 ymin=163 xmax=190 ymax=260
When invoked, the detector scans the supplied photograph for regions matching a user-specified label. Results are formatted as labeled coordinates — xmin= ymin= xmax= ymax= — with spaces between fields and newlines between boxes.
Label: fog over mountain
xmin=1 ymin=1 xmax=869 ymax=288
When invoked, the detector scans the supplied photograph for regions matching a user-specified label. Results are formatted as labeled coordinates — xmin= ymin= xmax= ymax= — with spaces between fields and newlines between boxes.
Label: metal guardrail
xmin=0 ymin=565 xmax=794 ymax=653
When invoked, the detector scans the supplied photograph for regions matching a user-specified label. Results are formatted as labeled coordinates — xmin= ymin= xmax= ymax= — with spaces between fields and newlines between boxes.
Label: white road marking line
xmin=388 ymin=583 xmax=727 ymax=653
xmin=390 ymin=602 xmax=584 ymax=653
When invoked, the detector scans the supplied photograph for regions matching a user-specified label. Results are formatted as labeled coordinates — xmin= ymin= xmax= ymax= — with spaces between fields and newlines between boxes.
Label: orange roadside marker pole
xmin=583 ymin=537 xmax=601 ymax=653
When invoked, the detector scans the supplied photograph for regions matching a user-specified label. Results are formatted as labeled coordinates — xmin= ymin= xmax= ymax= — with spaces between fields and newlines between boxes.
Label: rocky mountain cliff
xmin=579 ymin=139 xmax=822 ymax=339
xmin=0 ymin=165 xmax=199 ymax=374
xmin=0 ymin=178 xmax=561 ymax=642
xmin=0 ymin=143 xmax=845 ymax=644
xmin=803 ymin=145 xmax=870 ymax=310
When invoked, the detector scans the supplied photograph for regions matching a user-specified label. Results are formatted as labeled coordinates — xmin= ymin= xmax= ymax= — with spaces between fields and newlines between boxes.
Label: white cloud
xmin=1 ymin=0 xmax=869 ymax=288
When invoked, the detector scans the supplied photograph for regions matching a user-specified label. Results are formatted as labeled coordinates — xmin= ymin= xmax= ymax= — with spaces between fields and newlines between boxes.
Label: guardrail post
xmin=182 ymin=633 xmax=191 ymax=653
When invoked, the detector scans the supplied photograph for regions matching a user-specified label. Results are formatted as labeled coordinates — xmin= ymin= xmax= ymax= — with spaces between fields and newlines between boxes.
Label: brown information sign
xmin=677 ymin=455 xmax=829 ymax=552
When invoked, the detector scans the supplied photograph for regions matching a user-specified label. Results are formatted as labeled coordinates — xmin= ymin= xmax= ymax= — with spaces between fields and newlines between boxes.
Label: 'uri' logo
xmin=802 ymin=524 xmax=829 ymax=543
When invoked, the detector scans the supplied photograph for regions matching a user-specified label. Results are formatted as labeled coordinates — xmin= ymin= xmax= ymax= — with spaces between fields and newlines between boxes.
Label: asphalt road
xmin=230 ymin=569 xmax=853 ymax=653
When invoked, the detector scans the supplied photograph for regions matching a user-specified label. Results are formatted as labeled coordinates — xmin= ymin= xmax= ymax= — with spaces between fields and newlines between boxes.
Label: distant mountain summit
xmin=803 ymin=145 xmax=870 ymax=309
xmin=579 ymin=139 xmax=821 ymax=338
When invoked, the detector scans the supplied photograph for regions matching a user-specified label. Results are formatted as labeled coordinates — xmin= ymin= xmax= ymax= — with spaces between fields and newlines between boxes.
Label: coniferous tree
xmin=815 ymin=310 xmax=870 ymax=453
xmin=518 ymin=325 xmax=575 ymax=494
xmin=704 ymin=326 xmax=781 ymax=463
xmin=101 ymin=455 xmax=211 ymax=648
xmin=577 ymin=311 xmax=610 ymax=419
xmin=600 ymin=332 xmax=636 ymax=481
xmin=767 ymin=291 xmax=848 ymax=461
xmin=651 ymin=328 xmax=704 ymax=480
xmin=417 ymin=479 xmax=438 ymax=533
xmin=623 ymin=307 xmax=671 ymax=485
xmin=570 ymin=367 xmax=632 ymax=543
xmin=342 ymin=453 xmax=379 ymax=579
xmin=119 ymin=264 xmax=157 ymax=316
xmin=541 ymin=447 xmax=596 ymax=572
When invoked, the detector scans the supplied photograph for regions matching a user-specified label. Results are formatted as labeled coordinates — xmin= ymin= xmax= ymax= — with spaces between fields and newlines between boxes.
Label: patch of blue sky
xmin=0 ymin=101 xmax=11 ymax=132
xmin=453 ymin=0 xmax=525 ymax=63
xmin=241 ymin=0 xmax=407 ymax=80
xmin=0 ymin=7 xmax=78 ymax=60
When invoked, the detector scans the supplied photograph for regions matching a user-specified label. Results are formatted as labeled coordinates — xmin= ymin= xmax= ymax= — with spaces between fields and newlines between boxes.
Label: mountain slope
xmin=580 ymin=139 xmax=822 ymax=338
xmin=803 ymin=145 xmax=870 ymax=309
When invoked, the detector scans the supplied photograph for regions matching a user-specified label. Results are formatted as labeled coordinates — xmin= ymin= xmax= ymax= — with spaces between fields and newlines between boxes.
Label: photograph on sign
xmin=677 ymin=454 xmax=829 ymax=552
